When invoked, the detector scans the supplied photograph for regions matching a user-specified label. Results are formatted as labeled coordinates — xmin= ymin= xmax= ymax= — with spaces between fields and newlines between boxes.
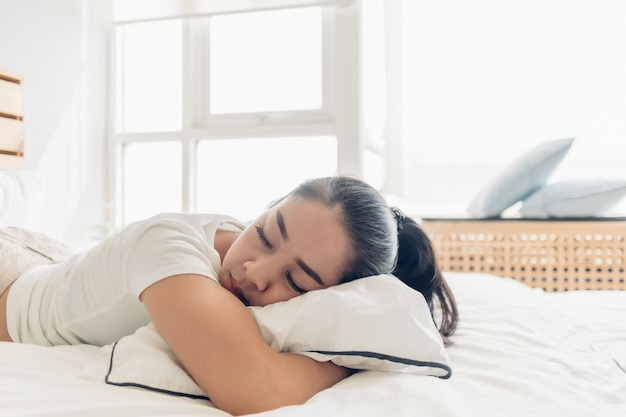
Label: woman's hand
xmin=140 ymin=274 xmax=352 ymax=415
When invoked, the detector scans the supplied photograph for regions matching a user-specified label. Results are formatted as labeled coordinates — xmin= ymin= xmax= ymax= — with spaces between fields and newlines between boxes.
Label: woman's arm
xmin=140 ymin=274 xmax=352 ymax=416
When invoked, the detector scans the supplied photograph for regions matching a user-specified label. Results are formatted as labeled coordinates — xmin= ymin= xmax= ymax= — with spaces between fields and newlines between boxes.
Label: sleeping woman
xmin=0 ymin=175 xmax=458 ymax=415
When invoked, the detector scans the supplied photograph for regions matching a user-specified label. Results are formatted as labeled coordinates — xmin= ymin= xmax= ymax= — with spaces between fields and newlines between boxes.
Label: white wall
xmin=0 ymin=0 xmax=110 ymax=241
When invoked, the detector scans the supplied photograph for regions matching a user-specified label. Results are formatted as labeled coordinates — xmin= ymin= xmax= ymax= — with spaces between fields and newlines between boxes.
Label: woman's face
xmin=218 ymin=196 xmax=352 ymax=306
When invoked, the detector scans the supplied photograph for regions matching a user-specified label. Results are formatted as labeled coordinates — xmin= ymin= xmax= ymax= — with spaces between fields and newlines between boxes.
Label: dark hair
xmin=393 ymin=215 xmax=458 ymax=342
xmin=288 ymin=176 xmax=458 ymax=343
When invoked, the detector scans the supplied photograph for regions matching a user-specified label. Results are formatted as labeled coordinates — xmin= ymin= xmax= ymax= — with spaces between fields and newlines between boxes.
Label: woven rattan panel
xmin=422 ymin=219 xmax=626 ymax=291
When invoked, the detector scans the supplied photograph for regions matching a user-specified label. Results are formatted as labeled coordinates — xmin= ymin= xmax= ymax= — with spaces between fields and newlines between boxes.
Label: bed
xmin=0 ymin=215 xmax=624 ymax=416
xmin=1 ymin=68 xmax=625 ymax=416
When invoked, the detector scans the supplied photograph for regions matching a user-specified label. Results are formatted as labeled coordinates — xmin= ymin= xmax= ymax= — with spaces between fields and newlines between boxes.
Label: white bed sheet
xmin=2 ymin=272 xmax=625 ymax=417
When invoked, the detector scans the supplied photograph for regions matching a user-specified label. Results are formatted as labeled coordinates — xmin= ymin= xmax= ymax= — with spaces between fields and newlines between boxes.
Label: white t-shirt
xmin=7 ymin=213 xmax=245 ymax=346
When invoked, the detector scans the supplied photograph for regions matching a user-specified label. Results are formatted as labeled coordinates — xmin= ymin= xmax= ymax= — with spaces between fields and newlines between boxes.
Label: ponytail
xmin=392 ymin=212 xmax=458 ymax=344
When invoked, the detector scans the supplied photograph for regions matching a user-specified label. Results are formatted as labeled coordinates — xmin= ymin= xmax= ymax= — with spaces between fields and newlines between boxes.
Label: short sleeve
xmin=125 ymin=215 xmax=221 ymax=298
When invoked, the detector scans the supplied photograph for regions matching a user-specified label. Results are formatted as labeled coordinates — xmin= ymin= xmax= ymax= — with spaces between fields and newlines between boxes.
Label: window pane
xmin=123 ymin=141 xmax=182 ymax=224
xmin=209 ymin=7 xmax=322 ymax=114
xmin=196 ymin=136 xmax=336 ymax=221
xmin=117 ymin=20 xmax=182 ymax=132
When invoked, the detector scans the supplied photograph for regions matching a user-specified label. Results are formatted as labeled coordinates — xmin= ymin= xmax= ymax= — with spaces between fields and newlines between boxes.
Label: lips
xmin=227 ymin=274 xmax=249 ymax=305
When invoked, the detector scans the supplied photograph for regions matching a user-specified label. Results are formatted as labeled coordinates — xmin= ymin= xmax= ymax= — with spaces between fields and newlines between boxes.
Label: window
xmin=112 ymin=0 xmax=626 ymax=226
xmin=208 ymin=8 xmax=323 ymax=115
xmin=110 ymin=3 xmax=360 ymax=226
xmin=115 ymin=19 xmax=183 ymax=133
xmin=123 ymin=141 xmax=182 ymax=222
xmin=196 ymin=136 xmax=336 ymax=221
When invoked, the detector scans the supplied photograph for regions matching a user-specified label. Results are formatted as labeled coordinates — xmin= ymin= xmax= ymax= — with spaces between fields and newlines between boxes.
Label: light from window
xmin=196 ymin=136 xmax=336 ymax=221
xmin=209 ymin=7 xmax=323 ymax=114
xmin=123 ymin=141 xmax=182 ymax=223
xmin=400 ymin=0 xmax=626 ymax=216
xmin=116 ymin=19 xmax=182 ymax=133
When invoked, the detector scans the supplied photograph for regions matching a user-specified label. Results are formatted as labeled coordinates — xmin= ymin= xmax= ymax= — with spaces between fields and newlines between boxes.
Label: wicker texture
xmin=422 ymin=219 xmax=626 ymax=291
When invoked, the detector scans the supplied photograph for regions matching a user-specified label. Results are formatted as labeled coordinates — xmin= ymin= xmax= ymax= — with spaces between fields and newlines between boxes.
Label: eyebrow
xmin=276 ymin=209 xmax=288 ymax=240
xmin=296 ymin=258 xmax=325 ymax=286
xmin=275 ymin=209 xmax=325 ymax=286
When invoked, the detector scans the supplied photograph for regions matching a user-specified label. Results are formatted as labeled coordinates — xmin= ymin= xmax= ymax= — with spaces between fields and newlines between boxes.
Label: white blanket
xmin=1 ymin=272 xmax=625 ymax=417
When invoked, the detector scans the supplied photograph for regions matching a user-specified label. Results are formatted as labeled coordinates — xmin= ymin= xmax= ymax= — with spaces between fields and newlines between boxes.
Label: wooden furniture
xmin=0 ymin=69 xmax=25 ymax=168
xmin=421 ymin=218 xmax=626 ymax=291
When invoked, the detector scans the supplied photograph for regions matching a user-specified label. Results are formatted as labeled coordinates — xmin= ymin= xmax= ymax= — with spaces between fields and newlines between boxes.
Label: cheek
xmin=224 ymin=231 xmax=254 ymax=264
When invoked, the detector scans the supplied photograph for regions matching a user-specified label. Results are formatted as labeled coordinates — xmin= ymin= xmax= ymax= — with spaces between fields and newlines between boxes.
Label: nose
xmin=243 ymin=256 xmax=278 ymax=292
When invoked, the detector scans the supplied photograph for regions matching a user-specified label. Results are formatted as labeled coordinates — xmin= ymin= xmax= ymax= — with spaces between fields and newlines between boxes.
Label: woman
xmin=0 ymin=176 xmax=457 ymax=415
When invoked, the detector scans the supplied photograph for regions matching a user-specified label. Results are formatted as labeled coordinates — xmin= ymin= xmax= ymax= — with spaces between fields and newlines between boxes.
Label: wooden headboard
xmin=0 ymin=68 xmax=25 ymax=168
xmin=421 ymin=218 xmax=626 ymax=292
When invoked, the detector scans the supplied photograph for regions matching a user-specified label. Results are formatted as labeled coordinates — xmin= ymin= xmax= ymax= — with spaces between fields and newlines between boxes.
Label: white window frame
xmin=107 ymin=2 xmax=364 ymax=228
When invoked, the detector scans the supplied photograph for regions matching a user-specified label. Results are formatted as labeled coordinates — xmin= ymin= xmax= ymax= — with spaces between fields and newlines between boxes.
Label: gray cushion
xmin=519 ymin=178 xmax=626 ymax=218
xmin=467 ymin=138 xmax=575 ymax=218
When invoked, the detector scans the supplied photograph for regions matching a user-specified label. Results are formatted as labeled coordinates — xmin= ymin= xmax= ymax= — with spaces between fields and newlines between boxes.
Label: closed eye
xmin=255 ymin=225 xmax=272 ymax=249
xmin=286 ymin=272 xmax=307 ymax=294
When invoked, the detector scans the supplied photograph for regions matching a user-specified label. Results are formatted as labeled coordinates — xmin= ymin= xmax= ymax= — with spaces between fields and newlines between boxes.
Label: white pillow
xmin=90 ymin=324 xmax=211 ymax=400
xmin=80 ymin=275 xmax=451 ymax=399
xmin=519 ymin=178 xmax=626 ymax=218
xmin=0 ymin=170 xmax=46 ymax=227
xmin=248 ymin=274 xmax=450 ymax=374
xmin=467 ymin=138 xmax=575 ymax=218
